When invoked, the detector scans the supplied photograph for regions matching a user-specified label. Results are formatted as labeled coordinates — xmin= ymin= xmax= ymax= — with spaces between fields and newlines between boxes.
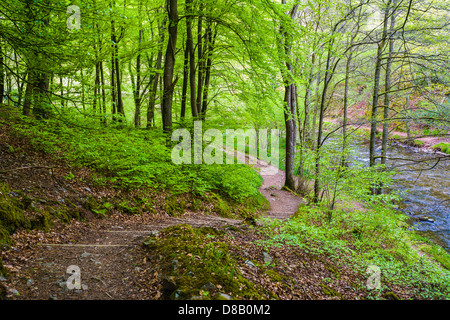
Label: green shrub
xmin=7 ymin=109 xmax=265 ymax=209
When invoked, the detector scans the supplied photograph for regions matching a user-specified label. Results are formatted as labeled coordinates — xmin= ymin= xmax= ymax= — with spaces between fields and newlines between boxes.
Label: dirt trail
xmin=2 ymin=144 xmax=303 ymax=300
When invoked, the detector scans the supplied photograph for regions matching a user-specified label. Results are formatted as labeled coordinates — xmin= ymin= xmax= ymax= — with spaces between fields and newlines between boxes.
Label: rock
xmin=213 ymin=292 xmax=233 ymax=300
xmin=143 ymin=237 xmax=157 ymax=248
xmin=81 ymin=252 xmax=91 ymax=258
xmin=26 ymin=279 xmax=34 ymax=286
xmin=48 ymin=295 xmax=57 ymax=300
xmin=9 ymin=288 xmax=19 ymax=296
xmin=262 ymin=251 xmax=273 ymax=266
xmin=161 ymin=276 xmax=178 ymax=298
xmin=200 ymin=282 xmax=216 ymax=291
xmin=0 ymin=275 xmax=6 ymax=282
xmin=418 ymin=216 xmax=435 ymax=223
xmin=245 ymin=260 xmax=257 ymax=269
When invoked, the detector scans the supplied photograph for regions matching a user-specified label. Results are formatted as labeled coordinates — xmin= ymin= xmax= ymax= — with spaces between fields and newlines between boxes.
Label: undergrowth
xmin=257 ymin=202 xmax=450 ymax=299
xmin=2 ymin=107 xmax=267 ymax=214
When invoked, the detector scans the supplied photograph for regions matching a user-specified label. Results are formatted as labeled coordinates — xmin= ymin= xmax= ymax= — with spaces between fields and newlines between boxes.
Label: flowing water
xmin=351 ymin=140 xmax=450 ymax=252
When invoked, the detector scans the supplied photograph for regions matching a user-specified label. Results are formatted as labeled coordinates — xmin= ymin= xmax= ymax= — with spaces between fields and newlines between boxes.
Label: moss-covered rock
xmin=432 ymin=142 xmax=450 ymax=154
xmin=144 ymin=224 xmax=267 ymax=300
xmin=30 ymin=212 xmax=54 ymax=231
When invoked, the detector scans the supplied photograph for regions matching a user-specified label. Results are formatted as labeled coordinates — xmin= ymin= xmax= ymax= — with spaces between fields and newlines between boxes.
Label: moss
xmin=432 ymin=142 xmax=450 ymax=154
xmin=311 ymin=255 xmax=341 ymax=279
xmin=264 ymin=269 xmax=292 ymax=286
xmin=319 ymin=283 xmax=343 ymax=299
xmin=164 ymin=196 xmax=187 ymax=216
xmin=144 ymin=224 xmax=266 ymax=300
xmin=0 ymin=183 xmax=30 ymax=235
xmin=384 ymin=291 xmax=400 ymax=300
xmin=412 ymin=139 xmax=424 ymax=147
xmin=30 ymin=212 xmax=54 ymax=231
xmin=208 ymin=193 xmax=234 ymax=218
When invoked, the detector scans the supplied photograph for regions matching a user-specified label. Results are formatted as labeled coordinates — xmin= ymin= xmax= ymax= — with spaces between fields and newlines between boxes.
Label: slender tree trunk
xmin=60 ymin=76 xmax=64 ymax=108
xmin=111 ymin=41 xmax=117 ymax=116
xmin=134 ymin=29 xmax=143 ymax=127
xmin=201 ymin=22 xmax=216 ymax=119
xmin=196 ymin=4 xmax=204 ymax=116
xmin=0 ymin=37 xmax=4 ymax=104
xmin=161 ymin=0 xmax=179 ymax=133
xmin=381 ymin=7 xmax=396 ymax=166
xmin=23 ymin=70 xmax=34 ymax=116
xmin=100 ymin=61 xmax=106 ymax=117
xmin=186 ymin=0 xmax=197 ymax=118
xmin=181 ymin=41 xmax=189 ymax=120
xmin=115 ymin=46 xmax=124 ymax=118
xmin=342 ymin=51 xmax=352 ymax=165
xmin=148 ymin=15 xmax=165 ymax=128
xmin=313 ymin=41 xmax=334 ymax=203
xmin=94 ymin=62 xmax=101 ymax=113
xmin=369 ymin=0 xmax=391 ymax=167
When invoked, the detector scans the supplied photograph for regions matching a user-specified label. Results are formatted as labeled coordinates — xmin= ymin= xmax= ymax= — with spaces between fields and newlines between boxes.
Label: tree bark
xmin=381 ymin=6 xmax=396 ymax=166
xmin=369 ymin=0 xmax=391 ymax=167
xmin=280 ymin=1 xmax=299 ymax=191
xmin=186 ymin=0 xmax=197 ymax=118
xmin=200 ymin=22 xmax=216 ymax=119
xmin=0 ymin=36 xmax=4 ymax=104
xmin=161 ymin=0 xmax=179 ymax=133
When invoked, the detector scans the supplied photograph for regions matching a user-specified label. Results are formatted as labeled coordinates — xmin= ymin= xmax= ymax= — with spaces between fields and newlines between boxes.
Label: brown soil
xmin=0 ymin=119 xmax=307 ymax=300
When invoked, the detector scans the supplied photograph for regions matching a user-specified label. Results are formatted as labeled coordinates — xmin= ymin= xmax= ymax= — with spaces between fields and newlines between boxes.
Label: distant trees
xmin=0 ymin=0 xmax=448 ymax=197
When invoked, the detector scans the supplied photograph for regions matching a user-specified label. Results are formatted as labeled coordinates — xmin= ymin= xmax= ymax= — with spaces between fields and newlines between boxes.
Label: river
xmin=351 ymin=139 xmax=450 ymax=252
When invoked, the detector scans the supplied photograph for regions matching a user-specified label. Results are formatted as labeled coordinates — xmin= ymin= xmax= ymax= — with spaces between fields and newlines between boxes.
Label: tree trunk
xmin=148 ymin=15 xmax=165 ymax=128
xmin=161 ymin=0 xmax=179 ymax=133
xmin=134 ymin=29 xmax=143 ymax=127
xmin=186 ymin=0 xmax=197 ymax=118
xmin=181 ymin=41 xmax=189 ymax=120
xmin=196 ymin=4 xmax=204 ymax=116
xmin=23 ymin=70 xmax=34 ymax=116
xmin=0 ymin=37 xmax=4 ymax=104
xmin=313 ymin=47 xmax=332 ymax=203
xmin=201 ymin=22 xmax=216 ymax=119
xmin=381 ymin=7 xmax=396 ymax=166
xmin=369 ymin=0 xmax=391 ymax=167
xmin=280 ymin=1 xmax=299 ymax=191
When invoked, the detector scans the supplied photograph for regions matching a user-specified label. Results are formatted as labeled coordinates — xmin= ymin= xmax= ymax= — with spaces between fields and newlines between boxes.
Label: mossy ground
xmin=432 ymin=142 xmax=450 ymax=154
xmin=144 ymin=224 xmax=268 ymax=300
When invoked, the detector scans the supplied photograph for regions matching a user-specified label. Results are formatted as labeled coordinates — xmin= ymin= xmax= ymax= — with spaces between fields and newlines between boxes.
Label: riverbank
xmin=325 ymin=117 xmax=450 ymax=155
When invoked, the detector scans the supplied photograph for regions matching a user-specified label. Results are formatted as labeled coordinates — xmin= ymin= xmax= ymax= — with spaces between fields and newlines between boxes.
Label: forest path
xmin=2 ymin=144 xmax=303 ymax=300
xmin=224 ymin=145 xmax=305 ymax=220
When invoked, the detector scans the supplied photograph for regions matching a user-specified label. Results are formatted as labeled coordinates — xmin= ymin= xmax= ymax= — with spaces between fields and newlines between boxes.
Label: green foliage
xmin=257 ymin=201 xmax=450 ymax=299
xmin=144 ymin=224 xmax=266 ymax=300
xmin=8 ymin=109 xmax=265 ymax=208
xmin=432 ymin=142 xmax=450 ymax=154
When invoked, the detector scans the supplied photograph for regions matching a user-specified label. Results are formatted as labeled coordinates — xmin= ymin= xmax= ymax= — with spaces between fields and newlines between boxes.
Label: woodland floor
xmin=0 ymin=122 xmax=313 ymax=300
xmin=0 ymin=120 xmax=427 ymax=300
